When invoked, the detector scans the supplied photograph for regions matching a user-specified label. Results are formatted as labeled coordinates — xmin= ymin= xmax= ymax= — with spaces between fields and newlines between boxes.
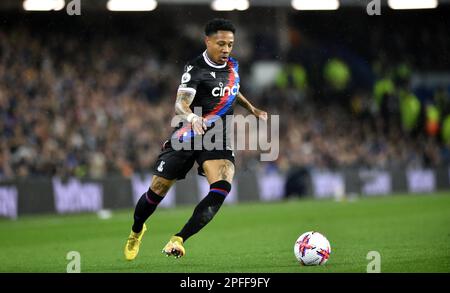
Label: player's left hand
xmin=252 ymin=108 xmax=268 ymax=121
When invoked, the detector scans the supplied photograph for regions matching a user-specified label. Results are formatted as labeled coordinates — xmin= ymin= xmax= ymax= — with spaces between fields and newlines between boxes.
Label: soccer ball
xmin=294 ymin=231 xmax=331 ymax=266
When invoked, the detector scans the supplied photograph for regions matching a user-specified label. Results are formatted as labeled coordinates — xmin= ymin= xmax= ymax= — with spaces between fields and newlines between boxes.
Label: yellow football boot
xmin=124 ymin=224 xmax=147 ymax=261
xmin=162 ymin=236 xmax=185 ymax=258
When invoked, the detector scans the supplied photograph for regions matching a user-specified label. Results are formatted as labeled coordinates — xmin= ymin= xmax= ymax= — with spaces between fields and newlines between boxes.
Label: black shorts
xmin=152 ymin=143 xmax=235 ymax=180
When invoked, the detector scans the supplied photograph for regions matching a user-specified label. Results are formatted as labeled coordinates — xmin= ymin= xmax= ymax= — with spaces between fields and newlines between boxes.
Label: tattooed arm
xmin=175 ymin=90 xmax=207 ymax=134
xmin=236 ymin=92 xmax=268 ymax=121
xmin=174 ymin=90 xmax=195 ymax=118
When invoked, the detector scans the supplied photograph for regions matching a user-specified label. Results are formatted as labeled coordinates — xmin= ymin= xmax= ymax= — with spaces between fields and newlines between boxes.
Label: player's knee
xmin=150 ymin=176 xmax=174 ymax=196
xmin=210 ymin=180 xmax=232 ymax=197
xmin=218 ymin=160 xmax=235 ymax=182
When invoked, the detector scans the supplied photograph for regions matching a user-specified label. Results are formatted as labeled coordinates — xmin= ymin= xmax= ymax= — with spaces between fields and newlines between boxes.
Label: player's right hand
xmin=188 ymin=114 xmax=207 ymax=135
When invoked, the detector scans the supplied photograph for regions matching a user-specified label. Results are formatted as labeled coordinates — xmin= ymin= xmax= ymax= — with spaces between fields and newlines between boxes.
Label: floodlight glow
xmin=107 ymin=0 xmax=157 ymax=11
xmin=291 ymin=0 xmax=339 ymax=10
xmin=388 ymin=0 xmax=438 ymax=10
xmin=23 ymin=0 xmax=65 ymax=11
xmin=236 ymin=0 xmax=250 ymax=11
xmin=211 ymin=0 xmax=249 ymax=11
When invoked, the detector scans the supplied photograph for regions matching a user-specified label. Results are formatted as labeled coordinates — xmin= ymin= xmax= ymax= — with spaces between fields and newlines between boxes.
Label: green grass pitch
xmin=0 ymin=192 xmax=449 ymax=272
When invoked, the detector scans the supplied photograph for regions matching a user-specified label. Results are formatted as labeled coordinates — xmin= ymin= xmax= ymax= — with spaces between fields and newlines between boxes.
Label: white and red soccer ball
xmin=294 ymin=231 xmax=331 ymax=265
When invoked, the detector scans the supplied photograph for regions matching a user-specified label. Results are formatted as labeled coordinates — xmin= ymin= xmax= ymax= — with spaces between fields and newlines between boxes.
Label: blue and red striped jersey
xmin=171 ymin=51 xmax=240 ymax=147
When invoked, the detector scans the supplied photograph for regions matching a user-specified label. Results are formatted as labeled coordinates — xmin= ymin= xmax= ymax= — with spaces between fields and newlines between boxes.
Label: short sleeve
xmin=177 ymin=64 xmax=201 ymax=95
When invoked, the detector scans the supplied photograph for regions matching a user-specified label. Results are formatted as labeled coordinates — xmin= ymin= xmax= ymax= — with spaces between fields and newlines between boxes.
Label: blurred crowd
xmin=0 ymin=27 xmax=179 ymax=179
xmin=260 ymin=88 xmax=447 ymax=175
xmin=1 ymin=17 xmax=449 ymax=180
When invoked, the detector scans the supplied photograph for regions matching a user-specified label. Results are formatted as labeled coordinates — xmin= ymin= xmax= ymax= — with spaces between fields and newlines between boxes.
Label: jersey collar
xmin=203 ymin=51 xmax=227 ymax=69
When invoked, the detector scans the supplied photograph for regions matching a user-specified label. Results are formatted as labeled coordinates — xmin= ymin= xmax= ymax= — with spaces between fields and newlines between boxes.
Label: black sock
xmin=132 ymin=188 xmax=164 ymax=233
xmin=176 ymin=180 xmax=231 ymax=241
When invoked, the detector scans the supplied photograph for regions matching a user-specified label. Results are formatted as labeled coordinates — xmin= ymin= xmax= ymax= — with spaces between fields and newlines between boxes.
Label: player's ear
xmin=204 ymin=36 xmax=209 ymax=47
